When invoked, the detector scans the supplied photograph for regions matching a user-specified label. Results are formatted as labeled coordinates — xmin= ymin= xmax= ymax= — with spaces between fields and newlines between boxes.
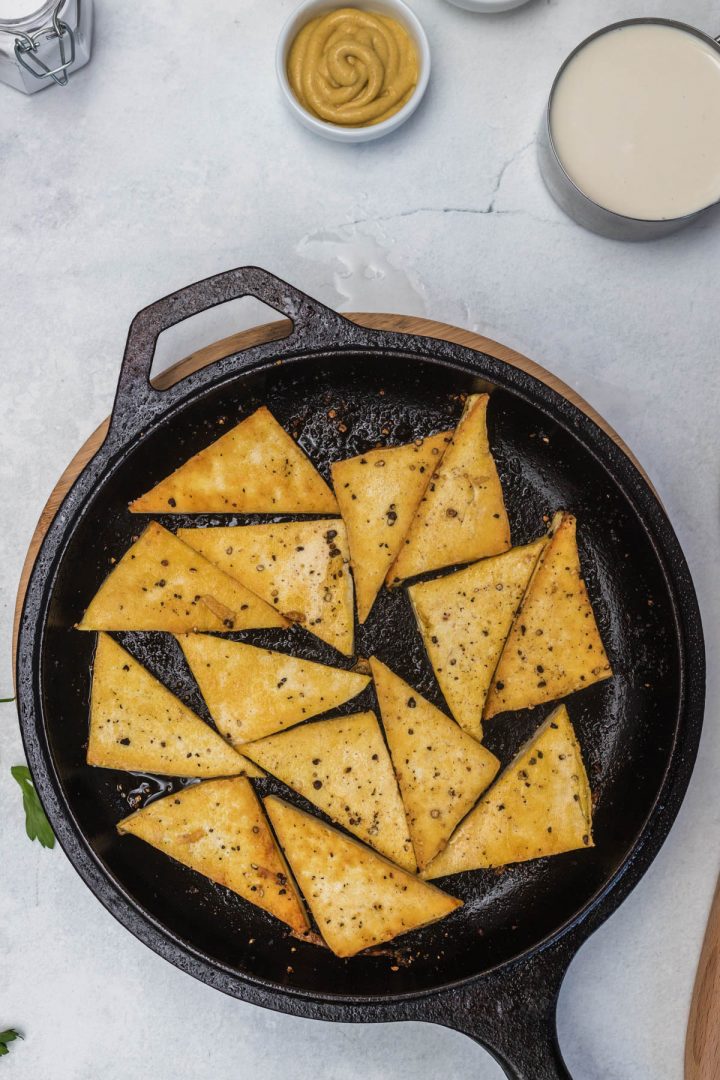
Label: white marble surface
xmin=1 ymin=1 xmax=719 ymax=1077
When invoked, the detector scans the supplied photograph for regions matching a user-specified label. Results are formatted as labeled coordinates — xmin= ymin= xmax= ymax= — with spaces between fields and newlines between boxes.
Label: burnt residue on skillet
xmin=40 ymin=351 xmax=681 ymax=997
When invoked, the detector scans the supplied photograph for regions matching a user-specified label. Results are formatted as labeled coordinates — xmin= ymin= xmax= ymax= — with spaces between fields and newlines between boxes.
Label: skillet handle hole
xmin=149 ymin=296 xmax=293 ymax=389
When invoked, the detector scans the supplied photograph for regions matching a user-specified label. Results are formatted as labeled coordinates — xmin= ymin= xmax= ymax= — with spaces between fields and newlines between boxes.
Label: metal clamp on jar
xmin=0 ymin=0 xmax=92 ymax=93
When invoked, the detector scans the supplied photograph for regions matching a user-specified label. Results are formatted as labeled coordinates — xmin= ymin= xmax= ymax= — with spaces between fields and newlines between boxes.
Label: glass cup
xmin=0 ymin=0 xmax=92 ymax=93
xmin=538 ymin=18 xmax=720 ymax=240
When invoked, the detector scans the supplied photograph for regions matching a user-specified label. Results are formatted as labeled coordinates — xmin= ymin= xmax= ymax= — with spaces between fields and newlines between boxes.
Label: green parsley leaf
xmin=0 ymin=697 xmax=14 ymax=703
xmin=0 ymin=1029 xmax=22 ymax=1057
xmin=11 ymin=766 xmax=55 ymax=849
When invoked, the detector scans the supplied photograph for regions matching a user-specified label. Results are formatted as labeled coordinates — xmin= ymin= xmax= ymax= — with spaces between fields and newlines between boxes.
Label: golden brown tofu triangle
xmin=331 ymin=432 xmax=452 ymax=622
xmin=243 ymin=711 xmax=416 ymax=872
xmin=177 ymin=633 xmax=370 ymax=747
xmin=423 ymin=704 xmax=593 ymax=879
xmin=484 ymin=512 xmax=612 ymax=718
xmin=77 ymin=522 xmax=286 ymax=633
xmin=130 ymin=405 xmax=337 ymax=515
xmin=118 ymin=778 xmax=308 ymax=932
xmin=370 ymin=657 xmax=500 ymax=869
xmin=409 ymin=537 xmax=548 ymax=740
xmin=264 ymin=796 xmax=461 ymax=957
xmin=87 ymin=633 xmax=261 ymax=778
xmin=178 ymin=520 xmax=355 ymax=656
xmin=387 ymin=394 xmax=511 ymax=584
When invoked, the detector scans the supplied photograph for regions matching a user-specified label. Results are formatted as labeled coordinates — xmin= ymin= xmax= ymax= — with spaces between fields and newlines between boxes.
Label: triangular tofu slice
xmin=484 ymin=512 xmax=612 ymax=718
xmin=244 ymin=711 xmax=416 ymax=871
xmin=331 ymin=432 xmax=452 ymax=622
xmin=370 ymin=658 xmax=500 ymax=870
xmin=88 ymin=633 xmax=261 ymax=778
xmin=409 ymin=537 xmax=548 ymax=740
xmin=265 ymin=796 xmax=461 ymax=957
xmin=387 ymin=394 xmax=511 ymax=584
xmin=178 ymin=634 xmax=370 ymax=747
xmin=78 ymin=522 xmax=286 ymax=633
xmin=130 ymin=406 xmax=337 ymax=514
xmin=118 ymin=778 xmax=308 ymax=932
xmin=179 ymin=520 xmax=354 ymax=656
xmin=423 ymin=704 xmax=593 ymax=879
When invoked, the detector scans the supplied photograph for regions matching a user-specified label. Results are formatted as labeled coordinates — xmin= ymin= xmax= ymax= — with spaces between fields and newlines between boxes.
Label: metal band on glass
xmin=0 ymin=1 xmax=77 ymax=85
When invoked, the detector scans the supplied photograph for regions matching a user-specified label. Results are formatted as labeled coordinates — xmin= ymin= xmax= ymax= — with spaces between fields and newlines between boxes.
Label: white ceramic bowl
xmin=276 ymin=0 xmax=431 ymax=142
xmin=443 ymin=0 xmax=531 ymax=11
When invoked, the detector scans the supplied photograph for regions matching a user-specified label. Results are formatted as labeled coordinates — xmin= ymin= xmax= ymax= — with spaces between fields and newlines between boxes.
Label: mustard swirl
xmin=288 ymin=8 xmax=419 ymax=127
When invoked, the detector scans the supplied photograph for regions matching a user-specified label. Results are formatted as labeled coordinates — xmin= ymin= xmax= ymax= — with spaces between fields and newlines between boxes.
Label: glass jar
xmin=0 ymin=0 xmax=92 ymax=93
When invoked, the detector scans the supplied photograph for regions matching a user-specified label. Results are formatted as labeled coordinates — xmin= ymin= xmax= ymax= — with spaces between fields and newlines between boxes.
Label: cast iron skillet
xmin=16 ymin=267 xmax=705 ymax=1079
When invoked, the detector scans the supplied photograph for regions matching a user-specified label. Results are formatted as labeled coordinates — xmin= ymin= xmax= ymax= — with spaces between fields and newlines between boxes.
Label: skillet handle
xmin=108 ymin=266 xmax=357 ymax=442
xmin=435 ymin=943 xmax=572 ymax=1079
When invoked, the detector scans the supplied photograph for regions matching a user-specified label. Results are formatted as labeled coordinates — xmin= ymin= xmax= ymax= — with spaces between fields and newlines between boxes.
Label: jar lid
xmin=0 ymin=0 xmax=56 ymax=25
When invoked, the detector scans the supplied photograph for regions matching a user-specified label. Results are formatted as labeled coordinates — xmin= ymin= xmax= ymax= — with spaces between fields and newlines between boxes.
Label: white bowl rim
xmin=275 ymin=0 xmax=432 ymax=141
xmin=442 ymin=0 xmax=532 ymax=10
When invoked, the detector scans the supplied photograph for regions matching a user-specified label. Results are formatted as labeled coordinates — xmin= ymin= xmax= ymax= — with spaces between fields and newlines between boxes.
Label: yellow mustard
xmin=288 ymin=7 xmax=419 ymax=127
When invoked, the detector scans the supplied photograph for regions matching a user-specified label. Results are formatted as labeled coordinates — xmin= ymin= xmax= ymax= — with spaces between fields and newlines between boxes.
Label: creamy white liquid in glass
xmin=550 ymin=23 xmax=720 ymax=221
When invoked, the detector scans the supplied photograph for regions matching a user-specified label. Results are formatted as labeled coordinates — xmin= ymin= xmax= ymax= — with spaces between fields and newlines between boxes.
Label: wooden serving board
xmin=686 ymin=875 xmax=720 ymax=1080
xmin=12 ymin=312 xmax=653 ymax=665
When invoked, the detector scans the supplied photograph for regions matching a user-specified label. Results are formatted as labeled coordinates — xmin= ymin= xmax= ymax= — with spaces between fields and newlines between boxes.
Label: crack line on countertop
xmin=345 ymin=204 xmax=566 ymax=229
xmin=342 ymin=139 xmax=566 ymax=228
xmin=485 ymin=137 xmax=536 ymax=212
